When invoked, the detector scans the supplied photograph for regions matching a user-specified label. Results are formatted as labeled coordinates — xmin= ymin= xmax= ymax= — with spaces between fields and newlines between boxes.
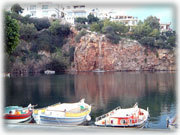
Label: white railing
xmin=95 ymin=106 xmax=121 ymax=121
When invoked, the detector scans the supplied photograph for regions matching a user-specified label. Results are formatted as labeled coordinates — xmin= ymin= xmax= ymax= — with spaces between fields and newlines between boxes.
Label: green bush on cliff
xmin=19 ymin=22 xmax=37 ymax=41
xmin=75 ymin=23 xmax=88 ymax=31
xmin=49 ymin=20 xmax=70 ymax=37
xmin=5 ymin=12 xmax=20 ymax=55
xmin=75 ymin=30 xmax=87 ymax=43
xmin=75 ymin=17 xmax=88 ymax=24
xmin=130 ymin=16 xmax=176 ymax=49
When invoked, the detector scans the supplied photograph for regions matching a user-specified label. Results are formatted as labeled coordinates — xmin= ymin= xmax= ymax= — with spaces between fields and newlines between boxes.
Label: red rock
xmin=73 ymin=33 xmax=176 ymax=71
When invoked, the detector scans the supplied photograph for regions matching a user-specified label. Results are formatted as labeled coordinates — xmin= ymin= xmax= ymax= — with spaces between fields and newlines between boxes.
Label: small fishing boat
xmin=4 ymin=104 xmax=33 ymax=123
xmin=33 ymin=99 xmax=91 ymax=125
xmin=167 ymin=115 xmax=177 ymax=129
xmin=44 ymin=70 xmax=55 ymax=75
xmin=92 ymin=69 xmax=105 ymax=73
xmin=95 ymin=103 xmax=149 ymax=128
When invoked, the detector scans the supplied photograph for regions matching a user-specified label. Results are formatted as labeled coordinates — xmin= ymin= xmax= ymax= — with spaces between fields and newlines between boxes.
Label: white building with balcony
xmin=20 ymin=2 xmax=61 ymax=18
xmin=18 ymin=2 xmax=90 ymax=24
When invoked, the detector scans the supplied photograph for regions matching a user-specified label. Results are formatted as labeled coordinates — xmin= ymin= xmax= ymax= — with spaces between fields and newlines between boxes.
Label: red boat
xmin=4 ymin=104 xmax=33 ymax=123
xmin=95 ymin=103 xmax=149 ymax=128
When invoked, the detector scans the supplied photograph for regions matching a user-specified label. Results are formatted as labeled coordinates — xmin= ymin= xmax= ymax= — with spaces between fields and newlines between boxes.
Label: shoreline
xmin=4 ymin=123 xmax=170 ymax=132
xmin=4 ymin=70 xmax=176 ymax=77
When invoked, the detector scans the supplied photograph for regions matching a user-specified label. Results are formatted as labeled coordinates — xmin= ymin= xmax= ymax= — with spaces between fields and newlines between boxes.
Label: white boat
xmin=92 ymin=69 xmax=105 ymax=73
xmin=95 ymin=103 xmax=149 ymax=128
xmin=44 ymin=70 xmax=55 ymax=74
xmin=33 ymin=99 xmax=91 ymax=125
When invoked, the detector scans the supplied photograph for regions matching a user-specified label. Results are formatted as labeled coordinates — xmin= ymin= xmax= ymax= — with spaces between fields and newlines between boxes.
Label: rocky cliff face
xmin=74 ymin=33 xmax=176 ymax=71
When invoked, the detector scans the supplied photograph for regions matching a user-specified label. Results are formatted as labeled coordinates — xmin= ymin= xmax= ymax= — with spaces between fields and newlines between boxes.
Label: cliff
xmin=73 ymin=33 xmax=176 ymax=71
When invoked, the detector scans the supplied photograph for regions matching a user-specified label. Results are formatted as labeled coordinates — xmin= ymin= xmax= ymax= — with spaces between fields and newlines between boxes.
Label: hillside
xmin=72 ymin=32 xmax=175 ymax=71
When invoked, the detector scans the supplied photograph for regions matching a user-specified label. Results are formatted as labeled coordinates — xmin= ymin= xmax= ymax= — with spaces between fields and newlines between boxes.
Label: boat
xmin=4 ymin=104 xmax=33 ymax=123
xmin=44 ymin=70 xmax=55 ymax=75
xmin=92 ymin=69 xmax=105 ymax=73
xmin=167 ymin=115 xmax=177 ymax=129
xmin=33 ymin=99 xmax=91 ymax=125
xmin=95 ymin=103 xmax=149 ymax=128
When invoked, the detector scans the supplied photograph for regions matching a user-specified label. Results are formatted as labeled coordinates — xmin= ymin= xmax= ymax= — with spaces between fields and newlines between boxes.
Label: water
xmin=4 ymin=71 xmax=176 ymax=129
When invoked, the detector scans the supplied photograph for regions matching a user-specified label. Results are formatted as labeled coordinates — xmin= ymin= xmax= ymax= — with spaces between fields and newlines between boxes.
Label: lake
xmin=4 ymin=71 xmax=176 ymax=129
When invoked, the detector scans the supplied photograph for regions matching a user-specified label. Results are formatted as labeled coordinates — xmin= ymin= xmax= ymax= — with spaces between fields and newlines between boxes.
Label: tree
xmin=30 ymin=18 xmax=50 ymax=31
xmin=87 ymin=14 xmax=99 ymax=24
xmin=90 ymin=21 xmax=103 ymax=32
xmin=49 ymin=20 xmax=70 ymax=37
xmin=19 ymin=22 xmax=37 ymax=41
xmin=149 ymin=29 xmax=160 ymax=38
xmin=5 ymin=12 xmax=20 ymax=54
xmin=11 ymin=4 xmax=24 ymax=14
xmin=75 ymin=23 xmax=88 ymax=31
xmin=75 ymin=17 xmax=88 ymax=24
xmin=144 ymin=16 xmax=160 ymax=30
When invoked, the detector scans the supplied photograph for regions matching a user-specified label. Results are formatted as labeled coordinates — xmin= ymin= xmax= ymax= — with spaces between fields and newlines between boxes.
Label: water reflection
xmin=5 ymin=72 xmax=176 ymax=129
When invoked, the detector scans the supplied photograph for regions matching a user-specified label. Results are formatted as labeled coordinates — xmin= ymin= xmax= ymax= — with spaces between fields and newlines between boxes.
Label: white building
xmin=7 ymin=2 xmax=139 ymax=26
xmin=20 ymin=2 xmax=62 ymax=18
xmin=160 ymin=23 xmax=171 ymax=32
xmin=63 ymin=4 xmax=89 ymax=24
xmin=18 ymin=2 xmax=91 ymax=24
xmin=111 ymin=15 xmax=138 ymax=26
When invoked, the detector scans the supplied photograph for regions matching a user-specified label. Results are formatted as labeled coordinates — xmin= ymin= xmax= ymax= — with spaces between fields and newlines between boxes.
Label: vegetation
xmin=4 ymin=4 xmax=176 ymax=74
xmin=11 ymin=3 xmax=24 ymax=14
xmin=75 ymin=14 xmax=99 ymax=24
xmin=5 ymin=12 xmax=20 ymax=55
xmin=75 ymin=30 xmax=87 ymax=43
xmin=4 ymin=4 xmax=72 ymax=74
xmin=130 ymin=16 xmax=176 ymax=49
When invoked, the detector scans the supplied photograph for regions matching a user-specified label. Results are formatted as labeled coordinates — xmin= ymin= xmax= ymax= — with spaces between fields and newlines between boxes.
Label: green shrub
xmin=90 ymin=22 xmax=103 ymax=32
xmin=19 ymin=22 xmax=37 ymax=41
xmin=75 ymin=30 xmax=87 ymax=43
xmin=75 ymin=23 xmax=88 ymax=31
xmin=30 ymin=18 xmax=50 ymax=31
xmin=5 ymin=12 xmax=20 ymax=54
xmin=75 ymin=17 xmax=88 ymax=24
xmin=106 ymin=33 xmax=120 ymax=44
xmin=139 ymin=37 xmax=155 ymax=47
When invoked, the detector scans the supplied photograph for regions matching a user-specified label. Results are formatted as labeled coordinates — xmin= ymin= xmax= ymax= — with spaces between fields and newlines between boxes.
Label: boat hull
xmin=33 ymin=99 xmax=91 ymax=125
xmin=95 ymin=119 xmax=148 ymax=128
xmin=95 ymin=104 xmax=149 ymax=128
xmin=4 ymin=105 xmax=33 ymax=124
xmin=34 ymin=115 xmax=89 ymax=125
xmin=4 ymin=111 xmax=32 ymax=123
xmin=4 ymin=116 xmax=32 ymax=123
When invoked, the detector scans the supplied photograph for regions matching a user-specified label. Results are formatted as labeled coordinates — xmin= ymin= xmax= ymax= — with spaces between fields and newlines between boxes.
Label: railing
xmin=95 ymin=106 xmax=121 ymax=122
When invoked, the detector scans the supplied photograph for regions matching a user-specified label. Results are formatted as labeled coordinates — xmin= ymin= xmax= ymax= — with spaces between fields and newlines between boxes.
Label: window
xmin=74 ymin=6 xmax=79 ymax=9
xmin=30 ymin=5 xmax=36 ymax=10
xmin=42 ymin=5 xmax=48 ymax=9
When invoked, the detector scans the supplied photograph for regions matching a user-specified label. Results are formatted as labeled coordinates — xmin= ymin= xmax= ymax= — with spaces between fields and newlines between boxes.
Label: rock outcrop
xmin=74 ymin=33 xmax=176 ymax=71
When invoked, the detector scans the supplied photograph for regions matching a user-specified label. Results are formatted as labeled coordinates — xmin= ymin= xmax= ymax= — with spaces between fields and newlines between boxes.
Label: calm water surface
xmin=5 ymin=72 xmax=176 ymax=129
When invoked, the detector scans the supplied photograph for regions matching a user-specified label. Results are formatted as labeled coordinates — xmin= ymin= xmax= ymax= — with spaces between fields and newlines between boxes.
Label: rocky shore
xmin=73 ymin=33 xmax=176 ymax=72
